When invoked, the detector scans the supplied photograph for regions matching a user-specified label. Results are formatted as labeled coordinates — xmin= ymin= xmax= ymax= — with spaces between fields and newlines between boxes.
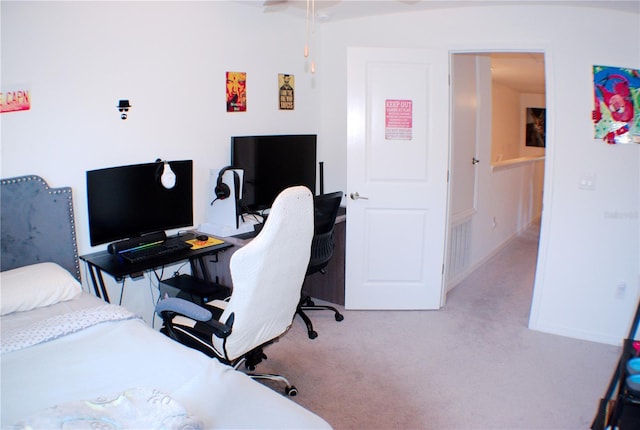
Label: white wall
xmin=1 ymin=1 xmax=320 ymax=321
xmin=2 ymin=2 xmax=639 ymax=344
xmin=492 ymin=82 xmax=522 ymax=161
xmin=317 ymin=5 xmax=639 ymax=345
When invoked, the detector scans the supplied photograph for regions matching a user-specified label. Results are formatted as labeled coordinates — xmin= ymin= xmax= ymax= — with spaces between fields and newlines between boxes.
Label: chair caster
xmin=308 ymin=330 xmax=318 ymax=339
xmin=285 ymin=385 xmax=298 ymax=396
xmin=335 ymin=313 xmax=344 ymax=322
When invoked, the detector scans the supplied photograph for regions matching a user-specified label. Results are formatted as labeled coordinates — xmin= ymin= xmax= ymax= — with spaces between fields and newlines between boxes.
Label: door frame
xmin=443 ymin=45 xmax=554 ymax=331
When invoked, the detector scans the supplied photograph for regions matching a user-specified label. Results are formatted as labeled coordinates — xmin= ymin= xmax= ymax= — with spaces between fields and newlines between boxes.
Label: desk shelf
xmin=160 ymin=274 xmax=230 ymax=305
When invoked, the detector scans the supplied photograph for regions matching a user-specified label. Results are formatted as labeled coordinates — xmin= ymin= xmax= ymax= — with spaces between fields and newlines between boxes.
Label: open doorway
xmin=444 ymin=52 xmax=546 ymax=317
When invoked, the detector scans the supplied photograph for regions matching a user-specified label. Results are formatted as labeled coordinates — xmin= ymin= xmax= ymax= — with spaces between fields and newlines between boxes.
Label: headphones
xmin=212 ymin=166 xmax=240 ymax=204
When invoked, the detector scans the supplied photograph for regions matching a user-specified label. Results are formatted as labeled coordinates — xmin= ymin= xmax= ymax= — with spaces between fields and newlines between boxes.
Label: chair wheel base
xmin=335 ymin=313 xmax=344 ymax=322
xmin=308 ymin=330 xmax=318 ymax=339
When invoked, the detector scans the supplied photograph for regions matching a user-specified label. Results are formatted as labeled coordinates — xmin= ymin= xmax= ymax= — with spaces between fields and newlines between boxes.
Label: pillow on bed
xmin=0 ymin=262 xmax=82 ymax=315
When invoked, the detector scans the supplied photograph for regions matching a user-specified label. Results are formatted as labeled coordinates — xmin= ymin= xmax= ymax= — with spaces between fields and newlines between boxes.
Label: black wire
xmin=118 ymin=278 xmax=126 ymax=306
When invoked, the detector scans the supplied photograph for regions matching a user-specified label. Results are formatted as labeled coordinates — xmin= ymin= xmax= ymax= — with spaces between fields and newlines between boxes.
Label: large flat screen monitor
xmin=86 ymin=160 xmax=193 ymax=246
xmin=231 ymin=134 xmax=316 ymax=213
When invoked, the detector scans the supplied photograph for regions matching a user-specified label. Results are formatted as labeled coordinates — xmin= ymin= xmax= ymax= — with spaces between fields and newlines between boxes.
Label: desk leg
xmin=87 ymin=263 xmax=111 ymax=303
xmin=192 ymin=255 xmax=213 ymax=284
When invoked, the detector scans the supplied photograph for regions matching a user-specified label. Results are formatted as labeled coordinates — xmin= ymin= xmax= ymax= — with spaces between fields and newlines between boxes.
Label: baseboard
xmin=529 ymin=321 xmax=623 ymax=346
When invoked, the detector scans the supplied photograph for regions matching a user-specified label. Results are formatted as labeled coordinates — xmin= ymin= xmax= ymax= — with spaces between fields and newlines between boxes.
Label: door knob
xmin=350 ymin=192 xmax=369 ymax=200
xmin=472 ymin=157 xmax=480 ymax=165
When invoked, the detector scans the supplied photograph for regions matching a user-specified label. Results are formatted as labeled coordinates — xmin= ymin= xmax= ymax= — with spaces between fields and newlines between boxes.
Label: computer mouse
xmin=196 ymin=235 xmax=209 ymax=242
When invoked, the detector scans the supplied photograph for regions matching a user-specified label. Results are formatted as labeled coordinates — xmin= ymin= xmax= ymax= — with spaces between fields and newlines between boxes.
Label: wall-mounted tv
xmin=86 ymin=160 xmax=193 ymax=246
xmin=231 ymin=134 xmax=316 ymax=213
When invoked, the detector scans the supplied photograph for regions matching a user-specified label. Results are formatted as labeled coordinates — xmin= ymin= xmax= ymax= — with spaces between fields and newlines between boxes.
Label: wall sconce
xmin=117 ymin=99 xmax=131 ymax=120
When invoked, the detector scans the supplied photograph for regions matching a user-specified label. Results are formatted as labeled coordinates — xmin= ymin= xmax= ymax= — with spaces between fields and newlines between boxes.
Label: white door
xmin=345 ymin=47 xmax=449 ymax=310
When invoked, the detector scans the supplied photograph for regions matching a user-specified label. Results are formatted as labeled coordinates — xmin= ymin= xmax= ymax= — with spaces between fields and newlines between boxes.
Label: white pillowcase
xmin=0 ymin=262 xmax=82 ymax=316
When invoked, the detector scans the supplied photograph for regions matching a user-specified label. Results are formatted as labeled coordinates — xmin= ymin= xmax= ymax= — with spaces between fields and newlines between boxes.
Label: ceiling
xmin=245 ymin=0 xmax=639 ymax=21
xmin=488 ymin=52 xmax=546 ymax=94
xmin=241 ymin=1 xmax=552 ymax=94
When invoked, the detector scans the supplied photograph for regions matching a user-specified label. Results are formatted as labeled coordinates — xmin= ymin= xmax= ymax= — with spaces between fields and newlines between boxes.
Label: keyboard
xmin=120 ymin=240 xmax=192 ymax=263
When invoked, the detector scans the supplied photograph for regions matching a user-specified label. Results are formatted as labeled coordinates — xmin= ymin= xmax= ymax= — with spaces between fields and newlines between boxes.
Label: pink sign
xmin=1 ymin=88 xmax=31 ymax=113
xmin=385 ymin=99 xmax=412 ymax=140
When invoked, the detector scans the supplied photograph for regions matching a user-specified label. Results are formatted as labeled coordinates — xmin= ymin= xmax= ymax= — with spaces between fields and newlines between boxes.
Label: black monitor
xmin=231 ymin=134 xmax=316 ymax=213
xmin=86 ymin=160 xmax=193 ymax=246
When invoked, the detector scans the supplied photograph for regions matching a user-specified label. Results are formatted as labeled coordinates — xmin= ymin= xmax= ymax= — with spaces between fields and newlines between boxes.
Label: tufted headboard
xmin=1 ymin=175 xmax=81 ymax=281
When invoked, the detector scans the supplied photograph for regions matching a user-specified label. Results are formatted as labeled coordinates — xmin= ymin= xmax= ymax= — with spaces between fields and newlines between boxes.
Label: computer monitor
xmin=86 ymin=160 xmax=193 ymax=246
xmin=231 ymin=134 xmax=317 ymax=213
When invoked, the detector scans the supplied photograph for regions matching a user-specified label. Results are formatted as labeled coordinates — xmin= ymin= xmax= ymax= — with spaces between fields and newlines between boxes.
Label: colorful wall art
xmin=226 ymin=71 xmax=247 ymax=112
xmin=592 ymin=65 xmax=640 ymax=144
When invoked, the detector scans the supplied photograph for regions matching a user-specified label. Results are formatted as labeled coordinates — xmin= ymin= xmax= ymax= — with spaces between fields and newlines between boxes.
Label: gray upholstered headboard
xmin=1 ymin=175 xmax=81 ymax=281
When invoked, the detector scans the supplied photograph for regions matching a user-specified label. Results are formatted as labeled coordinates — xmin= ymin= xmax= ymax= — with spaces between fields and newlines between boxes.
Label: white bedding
xmin=0 ymin=293 xmax=331 ymax=429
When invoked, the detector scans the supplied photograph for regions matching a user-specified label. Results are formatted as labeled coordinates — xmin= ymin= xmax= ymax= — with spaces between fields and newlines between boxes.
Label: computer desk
xmin=80 ymin=231 xmax=233 ymax=303
xmin=206 ymin=210 xmax=346 ymax=306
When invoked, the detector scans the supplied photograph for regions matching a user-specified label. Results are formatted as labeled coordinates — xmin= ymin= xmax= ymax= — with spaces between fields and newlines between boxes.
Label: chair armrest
xmin=156 ymin=297 xmax=233 ymax=338
xmin=156 ymin=297 xmax=212 ymax=321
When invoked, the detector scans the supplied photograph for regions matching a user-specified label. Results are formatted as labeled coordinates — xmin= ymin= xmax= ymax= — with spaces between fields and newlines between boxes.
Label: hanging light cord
xmin=305 ymin=0 xmax=316 ymax=73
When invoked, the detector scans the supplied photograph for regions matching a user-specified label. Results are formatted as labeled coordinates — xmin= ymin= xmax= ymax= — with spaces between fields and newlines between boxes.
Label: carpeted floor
xmin=256 ymin=225 xmax=622 ymax=429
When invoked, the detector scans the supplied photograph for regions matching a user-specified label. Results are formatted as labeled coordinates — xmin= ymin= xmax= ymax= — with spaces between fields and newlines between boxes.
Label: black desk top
xmin=80 ymin=231 xmax=233 ymax=279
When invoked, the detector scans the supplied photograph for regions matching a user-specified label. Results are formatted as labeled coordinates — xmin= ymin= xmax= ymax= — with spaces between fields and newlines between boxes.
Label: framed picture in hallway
xmin=525 ymin=107 xmax=546 ymax=148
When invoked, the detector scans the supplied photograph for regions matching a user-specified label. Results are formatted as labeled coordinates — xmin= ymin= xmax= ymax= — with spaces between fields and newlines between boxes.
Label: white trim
xmin=491 ymin=156 xmax=545 ymax=171
xmin=531 ymin=322 xmax=624 ymax=346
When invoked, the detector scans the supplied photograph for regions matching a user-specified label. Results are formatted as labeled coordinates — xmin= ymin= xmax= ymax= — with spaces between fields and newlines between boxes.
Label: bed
xmin=0 ymin=175 xmax=331 ymax=429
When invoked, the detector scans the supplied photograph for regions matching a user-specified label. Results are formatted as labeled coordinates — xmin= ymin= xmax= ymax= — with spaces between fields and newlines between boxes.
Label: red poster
xmin=385 ymin=99 xmax=412 ymax=140
xmin=226 ymin=71 xmax=246 ymax=112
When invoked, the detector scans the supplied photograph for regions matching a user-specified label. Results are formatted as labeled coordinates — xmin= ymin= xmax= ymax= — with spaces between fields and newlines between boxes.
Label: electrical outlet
xmin=616 ymin=282 xmax=627 ymax=299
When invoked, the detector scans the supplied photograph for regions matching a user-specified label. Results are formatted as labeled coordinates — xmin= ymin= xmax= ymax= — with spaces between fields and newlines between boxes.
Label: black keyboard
xmin=120 ymin=240 xmax=192 ymax=263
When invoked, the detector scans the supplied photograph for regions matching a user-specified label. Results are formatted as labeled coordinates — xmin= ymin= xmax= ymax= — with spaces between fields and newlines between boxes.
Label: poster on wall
xmin=278 ymin=74 xmax=294 ymax=110
xmin=525 ymin=107 xmax=546 ymax=147
xmin=385 ymin=99 xmax=413 ymax=140
xmin=592 ymin=65 xmax=640 ymax=144
xmin=226 ymin=71 xmax=247 ymax=112
xmin=1 ymin=86 xmax=31 ymax=113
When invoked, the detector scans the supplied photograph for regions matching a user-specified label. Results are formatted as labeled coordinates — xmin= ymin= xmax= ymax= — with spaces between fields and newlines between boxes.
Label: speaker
xmin=213 ymin=166 xmax=240 ymax=201
xmin=107 ymin=231 xmax=167 ymax=254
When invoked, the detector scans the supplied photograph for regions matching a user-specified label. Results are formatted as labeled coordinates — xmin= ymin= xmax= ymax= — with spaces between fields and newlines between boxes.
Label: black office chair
xmin=296 ymin=191 xmax=345 ymax=339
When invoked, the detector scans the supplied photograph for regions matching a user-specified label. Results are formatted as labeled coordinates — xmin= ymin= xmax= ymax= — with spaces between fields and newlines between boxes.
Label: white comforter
xmin=0 ymin=294 xmax=330 ymax=429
